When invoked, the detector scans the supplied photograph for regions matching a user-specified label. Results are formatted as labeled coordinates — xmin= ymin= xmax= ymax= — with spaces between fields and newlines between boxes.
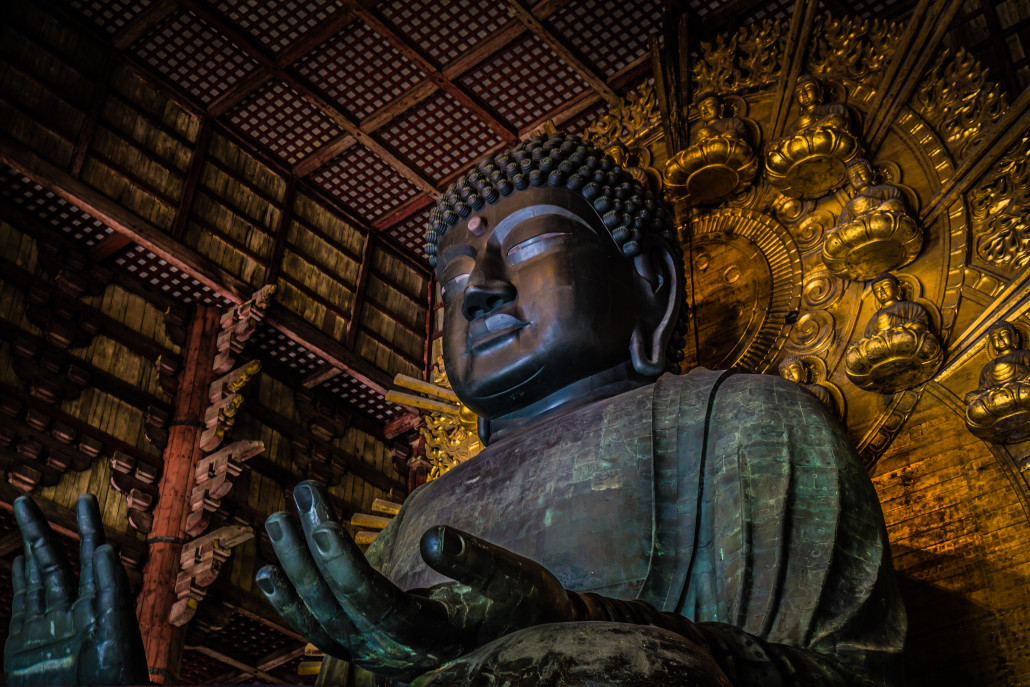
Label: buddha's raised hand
xmin=4 ymin=495 xmax=148 ymax=686
xmin=256 ymin=480 xmax=578 ymax=682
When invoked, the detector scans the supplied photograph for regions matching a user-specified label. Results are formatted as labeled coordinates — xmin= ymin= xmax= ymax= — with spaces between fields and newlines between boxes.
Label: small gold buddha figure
xmin=778 ymin=356 xmax=844 ymax=423
xmin=765 ymin=75 xmax=861 ymax=199
xmin=844 ymin=273 xmax=943 ymax=393
xmin=664 ymin=92 xmax=758 ymax=204
xmin=822 ymin=159 xmax=923 ymax=281
xmin=964 ymin=321 xmax=1030 ymax=443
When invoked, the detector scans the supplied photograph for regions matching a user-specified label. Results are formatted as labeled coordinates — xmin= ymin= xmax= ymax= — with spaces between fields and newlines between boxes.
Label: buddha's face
xmin=698 ymin=97 xmax=720 ymax=121
xmin=795 ymin=81 xmax=821 ymax=108
xmin=989 ymin=326 xmax=1016 ymax=354
xmin=436 ymin=186 xmax=640 ymax=419
xmin=780 ymin=361 xmax=806 ymax=384
xmin=872 ymin=278 xmax=899 ymax=305
xmin=848 ymin=163 xmax=873 ymax=190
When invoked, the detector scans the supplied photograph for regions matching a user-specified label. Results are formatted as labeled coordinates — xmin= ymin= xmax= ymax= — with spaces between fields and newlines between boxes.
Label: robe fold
xmin=318 ymin=368 xmax=905 ymax=685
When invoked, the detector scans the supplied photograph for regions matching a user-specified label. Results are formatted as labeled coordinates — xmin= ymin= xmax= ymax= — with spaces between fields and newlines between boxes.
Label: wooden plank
xmin=500 ymin=0 xmax=618 ymax=105
xmin=265 ymin=177 xmax=297 ymax=285
xmin=70 ymin=54 xmax=116 ymax=177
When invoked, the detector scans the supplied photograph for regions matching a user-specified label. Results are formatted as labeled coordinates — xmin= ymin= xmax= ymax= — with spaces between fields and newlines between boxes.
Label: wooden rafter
xmin=770 ymin=0 xmax=822 ymax=139
xmin=501 ymin=0 xmax=619 ymax=105
xmin=346 ymin=2 xmax=518 ymax=143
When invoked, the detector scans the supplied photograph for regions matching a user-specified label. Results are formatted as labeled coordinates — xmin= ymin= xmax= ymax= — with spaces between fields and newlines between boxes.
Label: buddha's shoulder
xmin=667 ymin=367 xmax=838 ymax=424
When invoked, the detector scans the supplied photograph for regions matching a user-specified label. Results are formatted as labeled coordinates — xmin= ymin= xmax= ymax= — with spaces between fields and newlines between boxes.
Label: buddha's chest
xmin=369 ymin=388 xmax=658 ymax=597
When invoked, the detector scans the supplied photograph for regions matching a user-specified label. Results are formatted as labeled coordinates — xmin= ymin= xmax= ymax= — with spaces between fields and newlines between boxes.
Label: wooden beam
xmin=0 ymin=133 xmax=251 ymax=303
xmin=265 ymin=176 xmax=297 ymax=285
xmin=293 ymin=133 xmax=356 ymax=178
xmin=501 ymin=0 xmax=619 ymax=105
xmin=70 ymin=54 xmax=116 ymax=177
xmin=175 ymin=0 xmax=437 ymax=196
xmin=770 ymin=0 xmax=822 ymax=139
xmin=208 ymin=645 xmax=307 ymax=685
xmin=348 ymin=3 xmax=518 ymax=143
xmin=372 ymin=193 xmax=432 ymax=231
xmin=171 ymin=119 xmax=212 ymax=241
xmin=112 ymin=0 xmax=177 ymax=51
xmin=346 ymin=233 xmax=376 ymax=349
xmin=185 ymin=646 xmax=287 ymax=684
xmin=276 ymin=7 xmax=355 ymax=66
xmin=208 ymin=70 xmax=275 ymax=118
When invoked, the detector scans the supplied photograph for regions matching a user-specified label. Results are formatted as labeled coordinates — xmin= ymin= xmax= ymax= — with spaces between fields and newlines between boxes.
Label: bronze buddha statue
xmin=844 ymin=272 xmax=943 ymax=393
xmin=765 ymin=75 xmax=861 ymax=199
xmin=822 ymin=158 xmax=923 ymax=281
xmin=964 ymin=321 xmax=1030 ymax=443
xmin=5 ymin=134 xmax=905 ymax=687
xmin=664 ymin=92 xmax=759 ymax=205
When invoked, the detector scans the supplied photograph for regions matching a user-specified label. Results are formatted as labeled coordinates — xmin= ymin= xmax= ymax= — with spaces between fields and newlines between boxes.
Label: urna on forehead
xmin=423 ymin=131 xmax=677 ymax=267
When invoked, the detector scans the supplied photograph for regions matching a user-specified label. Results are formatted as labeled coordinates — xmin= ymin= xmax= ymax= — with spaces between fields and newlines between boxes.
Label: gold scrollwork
xmin=794 ymin=208 xmax=835 ymax=251
xmin=912 ymin=48 xmax=1008 ymax=160
xmin=802 ymin=271 xmax=847 ymax=310
xmin=693 ymin=20 xmax=784 ymax=95
xmin=970 ymin=132 xmax=1030 ymax=272
xmin=806 ymin=16 xmax=903 ymax=83
xmin=788 ymin=310 xmax=836 ymax=354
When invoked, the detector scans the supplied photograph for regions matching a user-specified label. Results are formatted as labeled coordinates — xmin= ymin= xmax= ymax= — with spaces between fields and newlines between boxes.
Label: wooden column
xmin=136 ymin=305 xmax=220 ymax=684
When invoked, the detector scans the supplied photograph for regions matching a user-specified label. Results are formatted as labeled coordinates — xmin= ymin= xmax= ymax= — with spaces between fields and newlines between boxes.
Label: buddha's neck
xmin=481 ymin=360 xmax=653 ymax=446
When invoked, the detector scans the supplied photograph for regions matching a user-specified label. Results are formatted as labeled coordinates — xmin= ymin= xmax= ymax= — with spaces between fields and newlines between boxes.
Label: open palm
xmin=4 ymin=495 xmax=148 ymax=686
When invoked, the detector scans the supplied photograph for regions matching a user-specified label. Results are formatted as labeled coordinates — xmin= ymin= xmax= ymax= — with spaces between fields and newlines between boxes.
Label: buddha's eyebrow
xmin=438 ymin=243 xmax=475 ymax=269
xmin=492 ymin=204 xmax=596 ymax=244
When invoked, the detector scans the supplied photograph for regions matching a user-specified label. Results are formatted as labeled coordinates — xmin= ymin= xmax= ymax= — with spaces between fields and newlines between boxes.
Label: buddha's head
xmin=696 ymin=92 xmax=721 ymax=122
xmin=778 ymin=356 xmax=809 ymax=384
xmin=794 ymin=75 xmax=823 ymax=109
xmin=987 ymin=321 xmax=1019 ymax=355
xmin=871 ymin=273 xmax=901 ymax=306
xmin=846 ymin=158 xmax=875 ymax=191
xmin=426 ymin=133 xmax=686 ymax=421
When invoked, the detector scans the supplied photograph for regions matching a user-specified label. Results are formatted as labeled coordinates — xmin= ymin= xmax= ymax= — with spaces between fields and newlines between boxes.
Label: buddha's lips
xmin=468 ymin=313 xmax=529 ymax=348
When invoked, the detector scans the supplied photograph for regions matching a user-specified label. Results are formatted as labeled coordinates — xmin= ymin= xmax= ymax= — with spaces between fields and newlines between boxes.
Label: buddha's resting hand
xmin=257 ymin=481 xmax=586 ymax=682
xmin=4 ymin=495 xmax=148 ymax=686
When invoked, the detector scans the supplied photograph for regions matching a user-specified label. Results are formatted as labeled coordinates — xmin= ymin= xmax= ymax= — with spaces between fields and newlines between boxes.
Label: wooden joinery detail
xmin=169 ymin=525 xmax=254 ymax=627
xmin=0 ymin=396 xmax=103 ymax=494
xmin=201 ymin=361 xmax=261 ymax=452
xmin=185 ymin=440 xmax=264 ymax=536
xmin=346 ymin=233 xmax=376 ymax=349
xmin=213 ymin=285 xmax=276 ymax=375
xmin=110 ymin=450 xmax=161 ymax=535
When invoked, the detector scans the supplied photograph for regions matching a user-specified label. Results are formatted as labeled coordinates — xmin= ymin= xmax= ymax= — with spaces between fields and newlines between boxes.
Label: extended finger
xmin=420 ymin=526 xmax=567 ymax=610
xmin=23 ymin=539 xmax=44 ymax=616
xmin=10 ymin=555 xmax=26 ymax=634
xmin=15 ymin=496 xmax=73 ymax=611
xmin=90 ymin=545 xmax=149 ymax=685
xmin=292 ymin=480 xmax=337 ymax=540
xmin=76 ymin=494 xmax=105 ymax=599
xmin=310 ymin=521 xmax=447 ymax=642
xmin=265 ymin=512 xmax=356 ymax=640
xmin=256 ymin=564 xmax=350 ymax=659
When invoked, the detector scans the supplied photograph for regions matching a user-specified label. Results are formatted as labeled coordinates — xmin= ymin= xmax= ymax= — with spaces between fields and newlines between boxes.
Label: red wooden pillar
xmin=137 ymin=305 xmax=220 ymax=684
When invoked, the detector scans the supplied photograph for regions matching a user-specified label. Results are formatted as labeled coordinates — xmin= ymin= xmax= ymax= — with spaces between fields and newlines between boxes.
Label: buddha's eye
xmin=439 ymin=255 xmax=475 ymax=295
xmin=505 ymin=231 xmax=570 ymax=263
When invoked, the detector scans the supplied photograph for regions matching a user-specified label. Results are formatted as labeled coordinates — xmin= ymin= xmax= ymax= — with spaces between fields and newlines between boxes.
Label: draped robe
xmin=320 ymin=368 xmax=906 ymax=685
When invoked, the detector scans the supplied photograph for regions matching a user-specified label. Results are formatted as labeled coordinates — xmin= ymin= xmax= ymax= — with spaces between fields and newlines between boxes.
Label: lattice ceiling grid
xmin=377 ymin=0 xmax=510 ymax=66
xmin=112 ymin=244 xmax=232 ymax=308
xmin=226 ymin=80 xmax=343 ymax=166
xmin=1 ymin=171 xmax=114 ymax=248
xmin=293 ymin=21 xmax=425 ymax=121
xmin=134 ymin=10 xmax=260 ymax=105
xmin=460 ymin=31 xmax=592 ymax=131
xmin=550 ymin=0 xmax=664 ymax=78
xmin=377 ymin=91 xmax=503 ymax=184
xmin=309 ymin=144 xmax=422 ymax=225
xmin=213 ymin=0 xmax=346 ymax=53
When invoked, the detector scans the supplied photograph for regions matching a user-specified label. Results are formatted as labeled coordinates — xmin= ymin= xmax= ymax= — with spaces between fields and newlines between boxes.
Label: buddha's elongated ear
xmin=629 ymin=238 xmax=681 ymax=377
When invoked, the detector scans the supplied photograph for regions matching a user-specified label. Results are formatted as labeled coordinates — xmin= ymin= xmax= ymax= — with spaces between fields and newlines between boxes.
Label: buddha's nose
xmin=463 ymin=279 xmax=516 ymax=321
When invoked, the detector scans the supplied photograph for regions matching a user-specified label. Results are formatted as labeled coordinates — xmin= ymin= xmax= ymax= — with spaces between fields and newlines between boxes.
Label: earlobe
xmin=629 ymin=243 xmax=681 ymax=377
